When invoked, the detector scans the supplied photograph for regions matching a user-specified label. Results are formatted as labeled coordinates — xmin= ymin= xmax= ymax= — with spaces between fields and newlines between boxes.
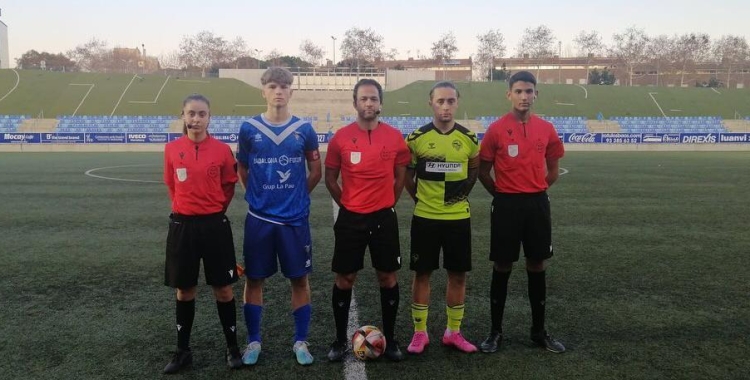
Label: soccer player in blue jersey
xmin=236 ymin=67 xmax=322 ymax=366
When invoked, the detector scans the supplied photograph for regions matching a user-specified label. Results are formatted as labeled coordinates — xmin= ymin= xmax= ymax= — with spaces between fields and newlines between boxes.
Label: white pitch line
xmin=559 ymin=167 xmax=569 ymax=176
xmin=69 ymin=84 xmax=95 ymax=116
xmin=575 ymin=84 xmax=588 ymax=99
xmin=555 ymin=102 xmax=576 ymax=106
xmin=711 ymin=87 xmax=721 ymax=95
xmin=331 ymin=199 xmax=367 ymax=380
xmin=0 ymin=69 xmax=21 ymax=103
xmin=176 ymin=79 xmax=211 ymax=83
xmin=84 ymin=164 xmax=161 ymax=183
xmin=129 ymin=75 xmax=171 ymax=104
xmin=648 ymin=92 xmax=667 ymax=118
xmin=111 ymin=74 xmax=139 ymax=116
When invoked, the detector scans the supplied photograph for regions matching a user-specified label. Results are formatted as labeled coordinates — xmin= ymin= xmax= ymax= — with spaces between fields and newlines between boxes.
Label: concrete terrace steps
xmin=722 ymin=119 xmax=750 ymax=132
xmin=18 ymin=119 xmax=59 ymax=133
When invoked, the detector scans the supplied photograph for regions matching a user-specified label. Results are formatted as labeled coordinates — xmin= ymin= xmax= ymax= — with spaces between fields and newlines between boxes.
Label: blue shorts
xmin=243 ymin=213 xmax=312 ymax=279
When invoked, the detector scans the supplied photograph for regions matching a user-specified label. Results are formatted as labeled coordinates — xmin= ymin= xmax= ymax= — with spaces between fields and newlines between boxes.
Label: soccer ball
xmin=351 ymin=325 xmax=386 ymax=360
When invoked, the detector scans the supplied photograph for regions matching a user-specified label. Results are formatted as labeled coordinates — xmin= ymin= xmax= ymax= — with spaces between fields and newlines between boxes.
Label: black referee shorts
xmin=332 ymin=206 xmax=401 ymax=274
xmin=490 ymin=192 xmax=553 ymax=263
xmin=410 ymin=216 xmax=472 ymax=273
xmin=165 ymin=213 xmax=239 ymax=289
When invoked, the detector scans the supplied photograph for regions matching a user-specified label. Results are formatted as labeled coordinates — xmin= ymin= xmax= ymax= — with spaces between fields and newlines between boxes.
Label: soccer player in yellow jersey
xmin=404 ymin=81 xmax=480 ymax=354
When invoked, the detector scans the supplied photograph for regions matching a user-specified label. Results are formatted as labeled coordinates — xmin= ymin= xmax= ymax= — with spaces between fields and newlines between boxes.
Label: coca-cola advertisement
xmin=563 ymin=133 xmax=601 ymax=144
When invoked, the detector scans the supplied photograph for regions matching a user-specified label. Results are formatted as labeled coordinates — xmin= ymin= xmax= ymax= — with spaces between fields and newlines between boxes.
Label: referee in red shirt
xmin=162 ymin=94 xmax=242 ymax=373
xmin=477 ymin=71 xmax=566 ymax=354
xmin=324 ymin=79 xmax=411 ymax=362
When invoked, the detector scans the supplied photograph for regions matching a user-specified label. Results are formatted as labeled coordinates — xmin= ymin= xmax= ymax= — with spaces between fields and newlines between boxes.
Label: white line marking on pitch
xmin=84 ymin=164 xmax=161 ymax=183
xmin=648 ymin=92 xmax=667 ymax=118
xmin=69 ymin=84 xmax=95 ymax=116
xmin=176 ymin=79 xmax=211 ymax=83
xmin=559 ymin=167 xmax=569 ymax=176
xmin=555 ymin=102 xmax=576 ymax=106
xmin=111 ymin=74 xmax=139 ymax=116
xmin=575 ymin=84 xmax=588 ymax=99
xmin=711 ymin=88 xmax=721 ymax=95
xmin=129 ymin=76 xmax=171 ymax=104
xmin=0 ymin=69 xmax=21 ymax=103
xmin=331 ymin=199 xmax=367 ymax=380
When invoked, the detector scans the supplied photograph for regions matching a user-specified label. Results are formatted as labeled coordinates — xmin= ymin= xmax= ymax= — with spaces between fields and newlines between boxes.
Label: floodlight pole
xmin=331 ymin=36 xmax=337 ymax=67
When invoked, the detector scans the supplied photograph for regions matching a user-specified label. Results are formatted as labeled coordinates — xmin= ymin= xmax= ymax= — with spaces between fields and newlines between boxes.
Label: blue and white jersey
xmin=237 ymin=114 xmax=319 ymax=225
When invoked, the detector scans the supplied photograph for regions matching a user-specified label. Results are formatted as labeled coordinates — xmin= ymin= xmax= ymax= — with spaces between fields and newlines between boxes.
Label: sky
xmin=2 ymin=0 xmax=748 ymax=65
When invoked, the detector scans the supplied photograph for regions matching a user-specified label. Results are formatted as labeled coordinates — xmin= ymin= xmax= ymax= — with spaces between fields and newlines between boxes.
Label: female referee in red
xmin=162 ymin=94 xmax=242 ymax=374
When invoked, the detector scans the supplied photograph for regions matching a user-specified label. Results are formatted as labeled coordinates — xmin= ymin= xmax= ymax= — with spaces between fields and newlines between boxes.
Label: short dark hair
xmin=353 ymin=78 xmax=383 ymax=104
xmin=509 ymin=71 xmax=537 ymax=88
xmin=429 ymin=81 xmax=460 ymax=99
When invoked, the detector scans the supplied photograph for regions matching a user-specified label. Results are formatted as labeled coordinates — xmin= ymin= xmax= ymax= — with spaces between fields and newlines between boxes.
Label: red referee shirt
xmin=325 ymin=122 xmax=411 ymax=214
xmin=164 ymin=135 xmax=238 ymax=215
xmin=479 ymin=113 xmax=564 ymax=193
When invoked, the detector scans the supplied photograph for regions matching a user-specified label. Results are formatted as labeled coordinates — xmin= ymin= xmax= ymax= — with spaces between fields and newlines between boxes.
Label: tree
xmin=610 ymin=26 xmax=649 ymax=86
xmin=517 ymin=25 xmax=555 ymax=58
xmin=16 ymin=50 xmax=75 ymax=71
xmin=713 ymin=35 xmax=749 ymax=89
xmin=476 ymin=29 xmax=506 ymax=82
xmin=158 ymin=51 xmax=182 ymax=70
xmin=277 ymin=55 xmax=312 ymax=68
xmin=673 ymin=33 xmax=711 ymax=87
xmin=517 ymin=25 xmax=556 ymax=78
xmin=645 ymin=35 xmax=675 ymax=86
xmin=431 ymin=31 xmax=459 ymax=80
xmin=340 ymin=27 xmax=385 ymax=73
xmin=299 ymin=39 xmax=325 ymax=67
xmin=228 ymin=37 xmax=250 ymax=69
xmin=66 ymin=38 xmax=110 ymax=72
xmin=488 ymin=62 xmax=511 ymax=82
xmin=573 ymin=30 xmax=604 ymax=84
xmin=589 ymin=68 xmax=616 ymax=85
xmin=265 ymin=49 xmax=283 ymax=66
xmin=178 ymin=31 xmax=247 ymax=76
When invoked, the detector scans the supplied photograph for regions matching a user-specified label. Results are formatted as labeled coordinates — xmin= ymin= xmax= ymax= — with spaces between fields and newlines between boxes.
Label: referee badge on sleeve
xmin=176 ymin=168 xmax=187 ymax=182
xmin=508 ymin=144 xmax=519 ymax=158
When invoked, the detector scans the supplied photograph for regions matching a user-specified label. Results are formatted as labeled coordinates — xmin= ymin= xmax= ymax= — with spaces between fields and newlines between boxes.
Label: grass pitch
xmin=1 ymin=151 xmax=749 ymax=379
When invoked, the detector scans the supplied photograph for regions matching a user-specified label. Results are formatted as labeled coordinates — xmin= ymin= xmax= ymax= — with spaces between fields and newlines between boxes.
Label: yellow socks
xmin=446 ymin=304 xmax=465 ymax=332
xmin=411 ymin=303 xmax=428 ymax=331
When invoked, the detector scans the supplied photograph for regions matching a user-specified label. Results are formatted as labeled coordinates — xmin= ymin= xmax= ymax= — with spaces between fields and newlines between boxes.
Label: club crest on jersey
xmin=508 ymin=144 xmax=519 ymax=158
xmin=452 ymin=140 xmax=462 ymax=151
xmin=350 ymin=151 xmax=361 ymax=164
xmin=254 ymin=133 xmax=262 ymax=142
xmin=176 ymin=168 xmax=187 ymax=182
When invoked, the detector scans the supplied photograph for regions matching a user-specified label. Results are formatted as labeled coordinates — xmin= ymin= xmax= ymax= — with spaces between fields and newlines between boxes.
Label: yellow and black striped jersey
xmin=406 ymin=122 xmax=480 ymax=220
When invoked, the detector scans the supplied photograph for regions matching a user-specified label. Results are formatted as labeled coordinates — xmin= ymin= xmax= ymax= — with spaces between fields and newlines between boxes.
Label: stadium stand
xmin=56 ymin=115 xmax=174 ymax=133
xmin=339 ymin=116 xmax=434 ymax=134
xmin=475 ymin=116 xmax=588 ymax=133
xmin=612 ymin=116 xmax=726 ymax=133
xmin=0 ymin=115 xmax=29 ymax=132
xmin=54 ymin=115 xmax=319 ymax=134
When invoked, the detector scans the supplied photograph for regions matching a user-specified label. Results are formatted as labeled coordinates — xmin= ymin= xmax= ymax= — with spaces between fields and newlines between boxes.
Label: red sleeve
xmin=546 ymin=126 xmax=565 ymax=160
xmin=325 ymin=132 xmax=341 ymax=169
xmin=394 ymin=134 xmax=411 ymax=166
xmin=221 ymin=145 xmax=238 ymax=209
xmin=163 ymin=144 xmax=175 ymax=201
xmin=479 ymin=123 xmax=499 ymax=162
